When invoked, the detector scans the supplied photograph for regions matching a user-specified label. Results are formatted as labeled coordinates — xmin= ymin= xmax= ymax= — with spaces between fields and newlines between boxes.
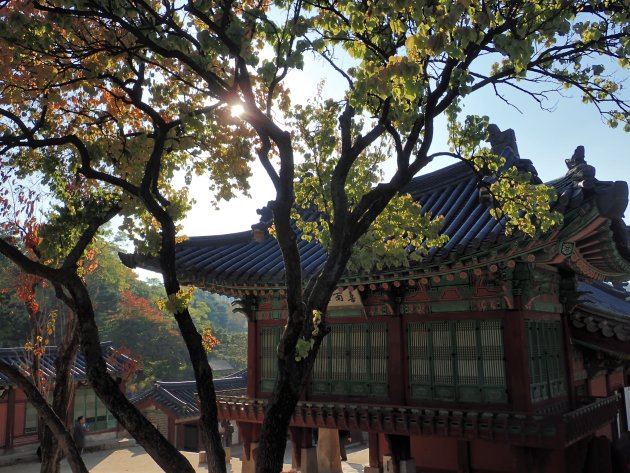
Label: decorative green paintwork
xmin=407 ymin=320 xmax=507 ymax=403
xmin=327 ymin=307 xmax=364 ymax=317
xmin=526 ymin=320 xmax=566 ymax=402
xmin=558 ymin=202 xmax=599 ymax=240
xmin=311 ymin=323 xmax=388 ymax=397
xmin=513 ymin=263 xmax=562 ymax=312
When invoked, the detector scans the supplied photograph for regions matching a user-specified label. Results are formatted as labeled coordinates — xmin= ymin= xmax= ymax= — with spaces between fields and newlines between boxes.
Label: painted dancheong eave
xmin=122 ymin=148 xmax=630 ymax=294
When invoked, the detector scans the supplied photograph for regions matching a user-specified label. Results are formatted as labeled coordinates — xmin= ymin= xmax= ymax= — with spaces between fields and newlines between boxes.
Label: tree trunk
xmin=256 ymin=348 xmax=318 ymax=473
xmin=66 ymin=276 xmax=197 ymax=473
xmin=254 ymin=229 xmax=355 ymax=472
xmin=41 ymin=315 xmax=79 ymax=473
xmin=157 ymin=217 xmax=226 ymax=473
xmin=172 ymin=309 xmax=226 ymax=473
xmin=256 ymin=390 xmax=299 ymax=473
xmin=0 ymin=361 xmax=88 ymax=473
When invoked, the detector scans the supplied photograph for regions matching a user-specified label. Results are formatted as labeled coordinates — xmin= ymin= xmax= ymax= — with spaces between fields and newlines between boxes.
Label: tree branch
xmin=0 ymin=362 xmax=88 ymax=473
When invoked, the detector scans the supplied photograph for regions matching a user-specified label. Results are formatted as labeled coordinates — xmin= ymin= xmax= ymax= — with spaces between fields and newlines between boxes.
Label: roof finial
xmin=565 ymin=145 xmax=596 ymax=188
xmin=487 ymin=124 xmax=519 ymax=159
xmin=251 ymin=200 xmax=275 ymax=242
xmin=565 ymin=145 xmax=586 ymax=170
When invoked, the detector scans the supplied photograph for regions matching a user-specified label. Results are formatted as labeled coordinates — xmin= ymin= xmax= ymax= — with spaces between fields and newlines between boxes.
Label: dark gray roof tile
xmin=0 ymin=342 xmax=132 ymax=387
xmin=126 ymin=156 xmax=629 ymax=288
xmin=131 ymin=369 xmax=247 ymax=417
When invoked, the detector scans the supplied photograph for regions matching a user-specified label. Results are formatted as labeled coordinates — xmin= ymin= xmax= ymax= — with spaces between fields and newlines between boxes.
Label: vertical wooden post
xmin=238 ymin=422 xmax=260 ymax=473
xmin=247 ymin=317 xmax=258 ymax=399
xmin=368 ymin=432 xmax=382 ymax=470
xmin=299 ymin=426 xmax=318 ymax=473
xmin=388 ymin=314 xmax=405 ymax=404
xmin=5 ymin=388 xmax=15 ymax=450
xmin=561 ymin=312 xmax=577 ymax=410
xmin=503 ymin=312 xmax=532 ymax=411
xmin=289 ymin=426 xmax=303 ymax=470
xmin=457 ymin=439 xmax=470 ymax=473
xmin=385 ymin=434 xmax=410 ymax=460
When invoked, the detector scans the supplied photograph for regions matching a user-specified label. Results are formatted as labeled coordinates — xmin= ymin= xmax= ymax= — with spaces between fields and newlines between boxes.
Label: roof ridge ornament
xmin=565 ymin=145 xmax=596 ymax=189
xmin=561 ymin=145 xmax=628 ymax=220
xmin=487 ymin=124 xmax=520 ymax=161
xmin=479 ymin=124 xmax=526 ymax=206
xmin=251 ymin=200 xmax=275 ymax=241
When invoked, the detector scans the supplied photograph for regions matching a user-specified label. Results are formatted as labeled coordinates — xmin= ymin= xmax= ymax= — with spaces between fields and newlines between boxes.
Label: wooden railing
xmin=562 ymin=394 xmax=622 ymax=445
xmin=216 ymin=393 xmax=621 ymax=448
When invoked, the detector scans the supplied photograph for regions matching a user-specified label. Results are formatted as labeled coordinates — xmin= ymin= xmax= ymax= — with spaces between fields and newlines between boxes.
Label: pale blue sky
xmin=180 ymin=53 xmax=630 ymax=237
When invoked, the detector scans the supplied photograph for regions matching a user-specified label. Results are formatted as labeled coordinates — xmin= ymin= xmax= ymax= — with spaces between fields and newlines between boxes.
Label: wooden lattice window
xmin=259 ymin=325 xmax=284 ymax=392
xmin=526 ymin=320 xmax=566 ymax=402
xmin=73 ymin=388 xmax=116 ymax=431
xmin=408 ymin=320 xmax=507 ymax=403
xmin=311 ymin=323 xmax=388 ymax=397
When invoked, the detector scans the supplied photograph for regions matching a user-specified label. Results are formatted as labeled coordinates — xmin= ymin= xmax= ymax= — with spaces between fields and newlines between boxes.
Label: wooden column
xmin=503 ymin=311 xmax=532 ymax=411
xmin=385 ymin=434 xmax=414 ymax=473
xmin=290 ymin=426 xmax=303 ymax=470
xmin=4 ymin=388 xmax=15 ymax=450
xmin=387 ymin=314 xmax=405 ymax=404
xmin=247 ymin=317 xmax=258 ymax=398
xmin=238 ymin=422 xmax=260 ymax=473
xmin=385 ymin=434 xmax=410 ymax=461
xmin=367 ymin=432 xmax=381 ymax=470
xmin=290 ymin=427 xmax=316 ymax=472
xmin=361 ymin=432 xmax=382 ymax=473
xmin=561 ymin=314 xmax=578 ymax=410
xmin=457 ymin=439 xmax=471 ymax=473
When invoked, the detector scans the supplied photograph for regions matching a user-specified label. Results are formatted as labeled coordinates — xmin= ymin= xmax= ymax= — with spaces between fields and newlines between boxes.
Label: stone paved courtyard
xmin=0 ymin=443 xmax=369 ymax=473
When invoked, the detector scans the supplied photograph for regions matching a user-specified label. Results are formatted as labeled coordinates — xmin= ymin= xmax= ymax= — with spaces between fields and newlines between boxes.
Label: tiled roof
xmin=131 ymin=369 xmax=247 ymax=418
xmin=577 ymin=281 xmax=630 ymax=318
xmin=572 ymin=281 xmax=630 ymax=344
xmin=208 ymin=357 xmax=235 ymax=372
xmin=123 ymin=142 xmax=629 ymax=290
xmin=0 ymin=342 xmax=132 ymax=387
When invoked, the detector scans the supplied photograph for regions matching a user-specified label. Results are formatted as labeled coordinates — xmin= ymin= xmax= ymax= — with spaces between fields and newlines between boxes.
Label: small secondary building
xmin=131 ymin=369 xmax=246 ymax=451
xmin=0 ymin=342 xmax=132 ymax=454
xmin=126 ymin=130 xmax=630 ymax=473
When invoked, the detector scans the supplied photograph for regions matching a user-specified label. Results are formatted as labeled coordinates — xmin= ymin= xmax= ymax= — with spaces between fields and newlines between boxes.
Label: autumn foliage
xmin=0 ymin=0 xmax=629 ymax=472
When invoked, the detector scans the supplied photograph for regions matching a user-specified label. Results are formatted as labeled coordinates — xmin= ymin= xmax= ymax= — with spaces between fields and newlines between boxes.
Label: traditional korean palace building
xmin=0 ymin=342 xmax=132 ymax=454
xmin=126 ymin=132 xmax=630 ymax=473
xmin=131 ymin=369 xmax=246 ymax=452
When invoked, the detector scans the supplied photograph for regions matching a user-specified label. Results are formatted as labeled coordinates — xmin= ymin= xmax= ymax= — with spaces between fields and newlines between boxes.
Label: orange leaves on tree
xmin=201 ymin=327 xmax=220 ymax=353
xmin=77 ymin=245 xmax=100 ymax=278
xmin=15 ymin=272 xmax=42 ymax=315
xmin=105 ymin=345 xmax=141 ymax=383
xmin=23 ymin=222 xmax=41 ymax=251
xmin=115 ymin=290 xmax=168 ymax=323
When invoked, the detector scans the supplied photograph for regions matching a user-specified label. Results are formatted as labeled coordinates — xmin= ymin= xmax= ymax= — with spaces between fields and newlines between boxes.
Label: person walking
xmin=73 ymin=416 xmax=87 ymax=455
xmin=339 ymin=430 xmax=351 ymax=461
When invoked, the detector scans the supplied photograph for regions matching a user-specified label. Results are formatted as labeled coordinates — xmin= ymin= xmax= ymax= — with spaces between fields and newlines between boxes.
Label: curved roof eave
xmin=123 ymin=150 xmax=630 ymax=293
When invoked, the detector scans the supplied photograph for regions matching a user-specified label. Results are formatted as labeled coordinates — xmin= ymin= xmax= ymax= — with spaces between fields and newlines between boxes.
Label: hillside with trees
xmin=0 ymin=240 xmax=247 ymax=390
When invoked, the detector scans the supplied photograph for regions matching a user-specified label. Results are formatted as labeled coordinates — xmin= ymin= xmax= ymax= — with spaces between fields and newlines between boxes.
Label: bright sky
xmin=179 ymin=53 xmax=630 ymax=239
